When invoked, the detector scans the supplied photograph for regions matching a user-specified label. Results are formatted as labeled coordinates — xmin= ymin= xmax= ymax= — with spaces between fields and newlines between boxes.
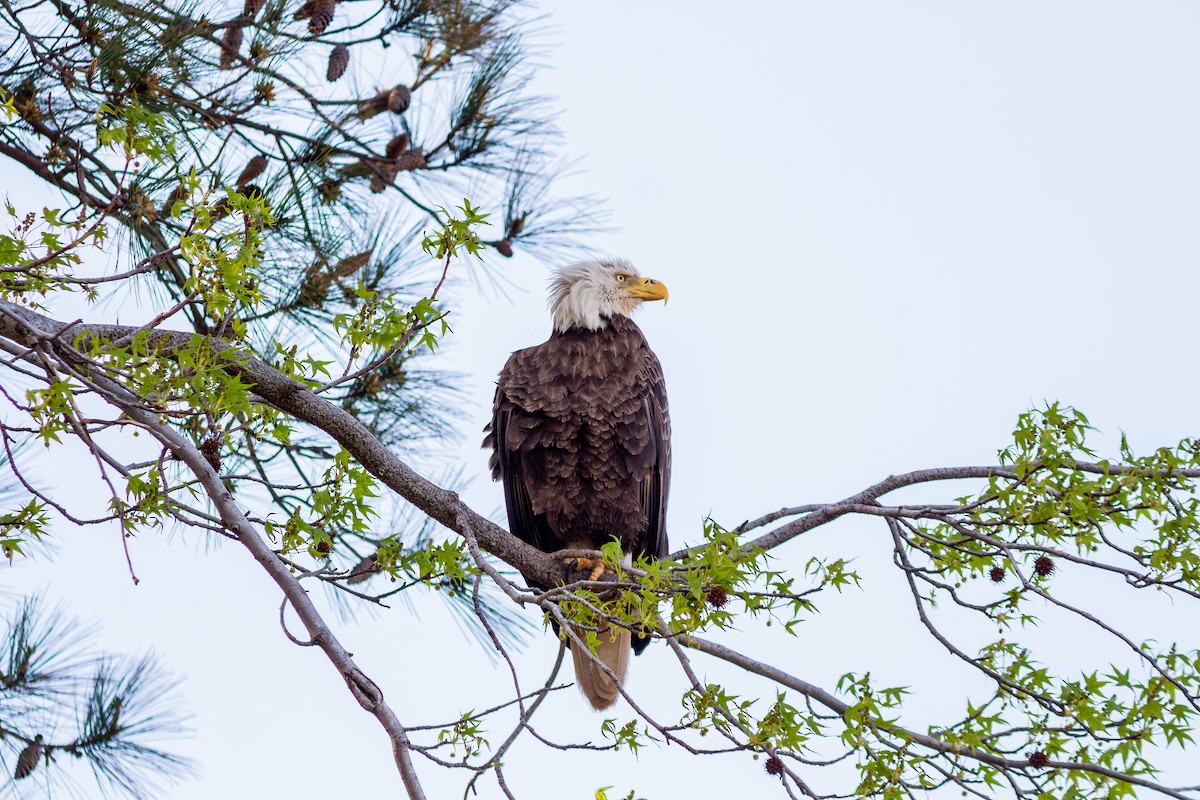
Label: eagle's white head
xmin=548 ymin=258 xmax=669 ymax=333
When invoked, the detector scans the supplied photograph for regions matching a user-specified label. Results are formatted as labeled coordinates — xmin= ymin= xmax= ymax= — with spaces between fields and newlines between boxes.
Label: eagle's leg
xmin=566 ymin=557 xmax=608 ymax=582
xmin=585 ymin=559 xmax=607 ymax=582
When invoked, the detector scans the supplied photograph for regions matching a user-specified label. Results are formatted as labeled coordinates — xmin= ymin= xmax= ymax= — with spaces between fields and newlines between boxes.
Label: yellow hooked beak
xmin=624 ymin=276 xmax=669 ymax=303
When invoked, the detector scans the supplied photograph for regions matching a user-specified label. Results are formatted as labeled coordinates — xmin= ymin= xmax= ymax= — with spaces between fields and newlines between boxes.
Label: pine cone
xmin=334 ymin=250 xmax=371 ymax=277
xmin=368 ymin=162 xmax=400 ymax=193
xmin=317 ymin=178 xmax=342 ymax=204
xmin=338 ymin=157 xmax=378 ymax=179
xmin=384 ymin=132 xmax=409 ymax=159
xmin=242 ymin=0 xmax=264 ymax=19
xmin=210 ymin=197 xmax=232 ymax=221
xmin=394 ymin=148 xmax=425 ymax=171
xmin=160 ymin=184 xmax=187 ymax=218
xmin=387 ymin=84 xmax=411 ymax=114
xmin=293 ymin=0 xmax=316 ymax=19
xmin=14 ymin=736 xmax=42 ymax=780
xmin=200 ymin=100 xmax=223 ymax=128
xmin=507 ymin=214 xmax=527 ymax=237
xmin=297 ymin=263 xmax=333 ymax=308
xmin=346 ymin=554 xmax=380 ymax=584
xmin=12 ymin=83 xmax=40 ymax=122
xmin=236 ymin=154 xmax=268 ymax=188
xmin=355 ymin=90 xmax=389 ymax=121
xmin=326 ymin=44 xmax=349 ymax=81
xmin=219 ymin=23 xmax=243 ymax=69
xmin=308 ymin=0 xmax=336 ymax=35
xmin=128 ymin=187 xmax=157 ymax=226
xmin=491 ymin=238 xmax=513 ymax=257
xmin=345 ymin=370 xmax=387 ymax=402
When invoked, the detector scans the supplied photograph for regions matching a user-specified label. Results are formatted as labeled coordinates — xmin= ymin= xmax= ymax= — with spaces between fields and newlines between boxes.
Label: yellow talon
xmin=568 ymin=557 xmax=608 ymax=582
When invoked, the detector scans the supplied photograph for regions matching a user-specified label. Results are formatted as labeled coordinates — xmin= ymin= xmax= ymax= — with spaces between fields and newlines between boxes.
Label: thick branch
xmin=0 ymin=300 xmax=565 ymax=587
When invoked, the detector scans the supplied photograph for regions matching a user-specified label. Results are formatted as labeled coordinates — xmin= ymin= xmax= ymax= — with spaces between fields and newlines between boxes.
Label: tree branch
xmin=0 ymin=299 xmax=565 ymax=588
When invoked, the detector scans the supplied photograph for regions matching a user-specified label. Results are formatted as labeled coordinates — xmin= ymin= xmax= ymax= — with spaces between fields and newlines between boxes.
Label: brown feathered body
xmin=486 ymin=313 xmax=670 ymax=709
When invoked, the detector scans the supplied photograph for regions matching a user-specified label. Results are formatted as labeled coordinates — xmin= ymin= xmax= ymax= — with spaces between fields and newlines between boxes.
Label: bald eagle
xmin=485 ymin=258 xmax=671 ymax=710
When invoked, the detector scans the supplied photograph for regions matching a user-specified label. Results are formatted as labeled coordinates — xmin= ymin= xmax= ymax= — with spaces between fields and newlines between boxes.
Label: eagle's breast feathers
xmin=487 ymin=316 xmax=669 ymax=558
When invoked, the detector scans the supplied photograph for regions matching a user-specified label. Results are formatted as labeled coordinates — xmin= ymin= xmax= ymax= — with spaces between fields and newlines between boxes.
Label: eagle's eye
xmin=615 ymin=274 xmax=626 ymax=282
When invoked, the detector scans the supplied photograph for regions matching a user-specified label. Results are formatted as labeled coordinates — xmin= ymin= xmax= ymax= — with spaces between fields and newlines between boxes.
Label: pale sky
xmin=6 ymin=3 xmax=1200 ymax=798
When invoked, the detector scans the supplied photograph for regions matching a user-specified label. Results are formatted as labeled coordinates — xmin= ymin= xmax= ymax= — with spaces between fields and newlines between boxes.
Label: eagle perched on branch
xmin=485 ymin=258 xmax=671 ymax=710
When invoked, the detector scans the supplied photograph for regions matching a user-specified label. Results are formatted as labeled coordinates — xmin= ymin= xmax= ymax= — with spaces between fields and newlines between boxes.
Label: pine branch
xmin=0 ymin=595 xmax=194 ymax=797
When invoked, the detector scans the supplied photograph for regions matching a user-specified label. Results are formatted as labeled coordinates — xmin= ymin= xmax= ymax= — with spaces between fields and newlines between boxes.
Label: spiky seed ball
xmin=1027 ymin=750 xmax=1049 ymax=768
xmin=315 ymin=539 xmax=332 ymax=555
xmin=387 ymin=84 xmax=411 ymax=114
xmin=308 ymin=0 xmax=336 ymax=35
xmin=385 ymin=133 xmax=409 ymax=159
xmin=219 ymin=23 xmax=243 ymax=69
xmin=236 ymin=154 xmax=267 ymax=188
xmin=989 ymin=565 xmax=1006 ymax=583
xmin=199 ymin=436 xmax=222 ymax=472
xmin=395 ymin=148 xmax=426 ymax=171
xmin=705 ymin=584 xmax=729 ymax=609
xmin=1034 ymin=555 xmax=1055 ymax=578
xmin=326 ymin=44 xmax=349 ymax=81
xmin=764 ymin=755 xmax=784 ymax=776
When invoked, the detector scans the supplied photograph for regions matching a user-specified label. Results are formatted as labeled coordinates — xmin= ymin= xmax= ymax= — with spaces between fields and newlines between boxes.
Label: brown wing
xmin=638 ymin=345 xmax=671 ymax=562
xmin=484 ymin=384 xmax=558 ymax=563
